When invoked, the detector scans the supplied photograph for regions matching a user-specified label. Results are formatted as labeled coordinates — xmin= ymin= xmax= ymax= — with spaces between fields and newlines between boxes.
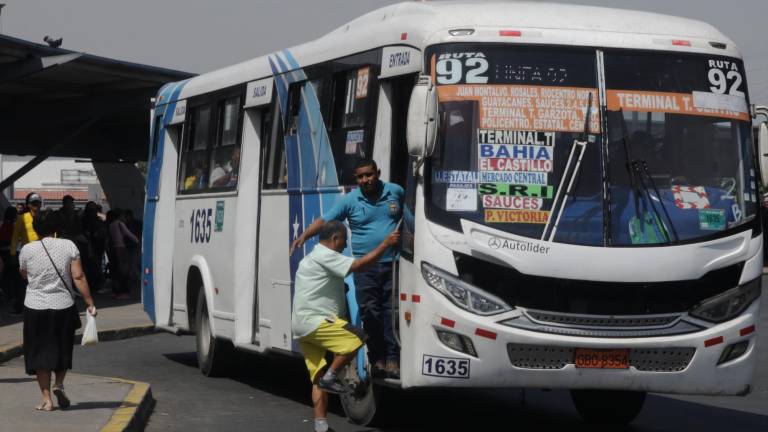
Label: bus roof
xmin=171 ymin=1 xmax=739 ymax=103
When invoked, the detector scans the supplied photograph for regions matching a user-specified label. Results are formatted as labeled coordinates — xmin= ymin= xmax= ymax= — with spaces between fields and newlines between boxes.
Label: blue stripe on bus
xmin=281 ymin=49 xmax=301 ymax=69
xmin=268 ymin=57 xmax=289 ymax=124
xmin=142 ymin=79 xmax=189 ymax=323
xmin=270 ymin=51 xmax=363 ymax=373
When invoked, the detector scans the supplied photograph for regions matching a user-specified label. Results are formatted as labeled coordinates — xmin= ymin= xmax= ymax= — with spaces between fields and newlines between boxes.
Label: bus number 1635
xmin=190 ymin=208 xmax=212 ymax=243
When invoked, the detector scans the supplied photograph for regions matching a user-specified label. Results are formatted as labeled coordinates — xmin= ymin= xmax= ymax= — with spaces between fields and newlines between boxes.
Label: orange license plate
xmin=574 ymin=348 xmax=630 ymax=369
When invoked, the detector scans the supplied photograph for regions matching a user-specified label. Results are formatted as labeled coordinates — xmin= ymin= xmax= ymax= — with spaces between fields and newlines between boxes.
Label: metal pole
xmin=0 ymin=4 xmax=6 ymax=34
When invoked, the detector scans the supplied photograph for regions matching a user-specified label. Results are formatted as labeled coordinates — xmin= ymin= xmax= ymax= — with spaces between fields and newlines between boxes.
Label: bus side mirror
xmin=406 ymin=75 xmax=439 ymax=158
xmin=759 ymin=121 xmax=768 ymax=188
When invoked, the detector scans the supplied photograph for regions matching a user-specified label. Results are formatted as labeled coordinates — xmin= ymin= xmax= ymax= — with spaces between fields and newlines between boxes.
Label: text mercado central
xmin=426 ymin=44 xmax=757 ymax=247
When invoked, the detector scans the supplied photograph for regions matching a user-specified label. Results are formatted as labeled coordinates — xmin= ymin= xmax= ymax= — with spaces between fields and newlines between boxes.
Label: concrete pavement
xmin=0 ymin=364 xmax=154 ymax=432
xmin=0 ymin=292 xmax=157 ymax=431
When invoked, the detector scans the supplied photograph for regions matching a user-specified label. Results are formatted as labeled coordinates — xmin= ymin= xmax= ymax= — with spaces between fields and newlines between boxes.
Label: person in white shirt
xmin=210 ymin=147 xmax=241 ymax=187
xmin=292 ymin=220 xmax=398 ymax=432
xmin=19 ymin=215 xmax=96 ymax=411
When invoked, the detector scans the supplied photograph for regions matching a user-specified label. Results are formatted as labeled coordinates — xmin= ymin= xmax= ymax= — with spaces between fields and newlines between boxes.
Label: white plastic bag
xmin=81 ymin=311 xmax=99 ymax=346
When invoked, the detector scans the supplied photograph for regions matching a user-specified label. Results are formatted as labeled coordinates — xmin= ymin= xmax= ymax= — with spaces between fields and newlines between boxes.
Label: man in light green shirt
xmin=292 ymin=220 xmax=398 ymax=432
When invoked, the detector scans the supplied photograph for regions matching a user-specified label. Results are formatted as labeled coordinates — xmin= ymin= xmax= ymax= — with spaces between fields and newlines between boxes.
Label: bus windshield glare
xmin=425 ymin=44 xmax=757 ymax=246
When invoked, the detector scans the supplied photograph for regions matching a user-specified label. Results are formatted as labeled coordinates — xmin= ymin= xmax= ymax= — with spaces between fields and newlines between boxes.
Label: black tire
xmin=570 ymin=389 xmax=646 ymax=425
xmin=341 ymin=376 xmax=384 ymax=426
xmin=195 ymin=292 xmax=232 ymax=377
xmin=340 ymin=356 xmax=387 ymax=426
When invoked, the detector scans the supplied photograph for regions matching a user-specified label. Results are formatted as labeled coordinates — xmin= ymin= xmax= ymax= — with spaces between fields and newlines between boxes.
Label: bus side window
xmin=180 ymin=104 xmax=213 ymax=192
xmin=329 ymin=66 xmax=375 ymax=185
xmin=262 ymin=98 xmax=287 ymax=189
xmin=151 ymin=116 xmax=162 ymax=161
xmin=286 ymin=82 xmax=303 ymax=135
xmin=208 ymin=96 xmax=243 ymax=189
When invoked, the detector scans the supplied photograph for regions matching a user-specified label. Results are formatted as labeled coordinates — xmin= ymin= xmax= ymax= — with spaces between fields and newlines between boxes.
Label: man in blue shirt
xmin=291 ymin=159 xmax=403 ymax=378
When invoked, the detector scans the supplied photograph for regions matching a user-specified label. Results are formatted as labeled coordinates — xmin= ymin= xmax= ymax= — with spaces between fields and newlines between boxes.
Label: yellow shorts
xmin=299 ymin=318 xmax=365 ymax=383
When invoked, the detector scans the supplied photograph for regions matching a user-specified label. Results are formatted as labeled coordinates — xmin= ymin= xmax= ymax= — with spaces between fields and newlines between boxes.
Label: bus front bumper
xmin=402 ymin=300 xmax=759 ymax=395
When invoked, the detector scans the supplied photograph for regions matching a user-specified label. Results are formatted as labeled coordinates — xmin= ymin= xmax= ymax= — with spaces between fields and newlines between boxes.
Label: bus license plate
xmin=574 ymin=348 xmax=630 ymax=369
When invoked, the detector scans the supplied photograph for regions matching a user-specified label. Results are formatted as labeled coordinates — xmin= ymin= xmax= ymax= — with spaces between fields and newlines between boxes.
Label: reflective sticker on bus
xmin=355 ymin=67 xmax=369 ymax=99
xmin=479 ymin=143 xmax=553 ymax=160
xmin=478 ymin=183 xmax=554 ymax=198
xmin=606 ymin=90 xmax=749 ymax=121
xmin=484 ymin=209 xmax=549 ymax=224
xmin=215 ymin=201 xmax=225 ymax=232
xmin=482 ymin=195 xmax=544 ymax=210
xmin=437 ymin=84 xmax=600 ymax=133
xmin=699 ymin=208 xmax=726 ymax=231
xmin=432 ymin=170 xmax=549 ymax=185
xmin=446 ymin=187 xmax=478 ymax=212
xmin=672 ymin=185 xmax=711 ymax=209
xmin=345 ymin=129 xmax=364 ymax=155
xmin=479 ymin=158 xmax=552 ymax=172
xmin=478 ymin=129 xmax=555 ymax=146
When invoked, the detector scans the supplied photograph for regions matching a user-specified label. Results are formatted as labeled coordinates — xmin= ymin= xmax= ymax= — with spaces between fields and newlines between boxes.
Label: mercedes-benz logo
xmin=488 ymin=237 xmax=502 ymax=249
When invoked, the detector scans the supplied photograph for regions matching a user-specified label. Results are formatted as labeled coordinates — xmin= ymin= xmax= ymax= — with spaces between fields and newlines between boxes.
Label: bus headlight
xmin=689 ymin=278 xmax=761 ymax=323
xmin=421 ymin=262 xmax=511 ymax=316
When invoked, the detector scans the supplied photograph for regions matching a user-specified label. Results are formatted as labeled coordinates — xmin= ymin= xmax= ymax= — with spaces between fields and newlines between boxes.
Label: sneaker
xmin=370 ymin=360 xmax=387 ymax=379
xmin=385 ymin=359 xmax=400 ymax=379
xmin=317 ymin=375 xmax=348 ymax=395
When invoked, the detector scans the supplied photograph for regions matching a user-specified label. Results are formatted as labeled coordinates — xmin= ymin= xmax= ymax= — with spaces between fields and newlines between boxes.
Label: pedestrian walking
xmin=82 ymin=201 xmax=107 ymax=293
xmin=107 ymin=209 xmax=139 ymax=299
xmin=10 ymin=192 xmax=43 ymax=316
xmin=11 ymin=192 xmax=42 ymax=254
xmin=293 ymin=220 xmax=399 ymax=432
xmin=19 ymin=215 xmax=96 ymax=411
xmin=291 ymin=159 xmax=404 ymax=378
xmin=54 ymin=195 xmax=85 ymax=245
xmin=0 ymin=206 xmax=22 ymax=314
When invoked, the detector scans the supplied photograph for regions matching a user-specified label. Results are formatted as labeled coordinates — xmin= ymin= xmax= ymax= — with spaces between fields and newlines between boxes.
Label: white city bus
xmin=142 ymin=2 xmax=768 ymax=424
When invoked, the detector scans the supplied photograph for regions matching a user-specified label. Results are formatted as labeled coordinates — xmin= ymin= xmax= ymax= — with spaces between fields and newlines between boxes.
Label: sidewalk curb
xmin=0 ymin=324 xmax=157 ymax=364
xmin=75 ymin=324 xmax=158 ymax=346
xmin=0 ymin=341 xmax=23 ymax=364
xmin=0 ymin=324 xmax=158 ymax=431
xmin=98 ymin=377 xmax=155 ymax=432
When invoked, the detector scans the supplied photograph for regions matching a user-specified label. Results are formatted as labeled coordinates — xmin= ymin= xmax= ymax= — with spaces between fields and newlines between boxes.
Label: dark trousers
xmin=353 ymin=261 xmax=398 ymax=364
xmin=1 ymin=251 xmax=24 ymax=313
xmin=112 ymin=247 xmax=131 ymax=295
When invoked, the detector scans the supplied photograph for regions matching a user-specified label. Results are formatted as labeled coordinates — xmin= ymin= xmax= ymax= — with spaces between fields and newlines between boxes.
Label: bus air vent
xmin=506 ymin=344 xmax=696 ymax=372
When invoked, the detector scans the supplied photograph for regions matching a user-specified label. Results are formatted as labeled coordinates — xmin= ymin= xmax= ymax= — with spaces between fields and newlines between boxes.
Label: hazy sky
xmin=2 ymin=0 xmax=767 ymax=103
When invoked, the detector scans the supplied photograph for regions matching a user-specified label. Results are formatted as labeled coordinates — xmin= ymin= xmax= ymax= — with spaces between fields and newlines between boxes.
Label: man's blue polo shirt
xmin=323 ymin=181 xmax=404 ymax=262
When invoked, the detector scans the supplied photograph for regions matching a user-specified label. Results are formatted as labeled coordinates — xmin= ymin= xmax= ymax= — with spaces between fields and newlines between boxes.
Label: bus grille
xmin=506 ymin=344 xmax=696 ymax=372
xmin=525 ymin=310 xmax=680 ymax=327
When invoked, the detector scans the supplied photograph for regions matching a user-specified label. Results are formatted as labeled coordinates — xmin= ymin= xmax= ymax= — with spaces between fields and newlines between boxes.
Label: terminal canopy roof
xmin=0 ymin=34 xmax=194 ymax=162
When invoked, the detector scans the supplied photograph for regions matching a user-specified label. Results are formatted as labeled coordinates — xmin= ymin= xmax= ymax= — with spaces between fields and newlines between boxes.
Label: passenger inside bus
xmin=210 ymin=147 xmax=241 ymax=188
xmin=184 ymin=156 xmax=208 ymax=190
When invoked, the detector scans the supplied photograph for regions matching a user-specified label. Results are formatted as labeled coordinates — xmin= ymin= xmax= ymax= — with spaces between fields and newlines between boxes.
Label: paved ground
xmin=43 ymin=324 xmax=766 ymax=432
xmin=4 ymin=286 xmax=766 ymax=431
xmin=0 ymin=363 xmax=132 ymax=432
xmin=0 ymin=291 xmax=154 ymax=432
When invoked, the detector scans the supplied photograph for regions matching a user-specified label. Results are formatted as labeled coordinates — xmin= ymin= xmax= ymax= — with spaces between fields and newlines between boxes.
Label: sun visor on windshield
xmin=606 ymin=90 xmax=749 ymax=121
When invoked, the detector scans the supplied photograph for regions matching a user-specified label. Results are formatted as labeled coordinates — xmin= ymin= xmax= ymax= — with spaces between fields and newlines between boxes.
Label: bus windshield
xmin=604 ymin=51 xmax=756 ymax=245
xmin=424 ymin=44 xmax=756 ymax=246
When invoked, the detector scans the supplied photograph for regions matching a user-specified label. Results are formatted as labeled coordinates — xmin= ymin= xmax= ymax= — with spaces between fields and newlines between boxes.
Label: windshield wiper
xmin=617 ymin=109 xmax=679 ymax=244
xmin=542 ymin=93 xmax=592 ymax=242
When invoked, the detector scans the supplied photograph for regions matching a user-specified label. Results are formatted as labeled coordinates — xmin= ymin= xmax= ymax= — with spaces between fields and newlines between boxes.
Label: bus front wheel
xmin=570 ymin=389 xmax=646 ymax=425
xmin=195 ymin=292 xmax=232 ymax=377
xmin=340 ymin=377 xmax=382 ymax=425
